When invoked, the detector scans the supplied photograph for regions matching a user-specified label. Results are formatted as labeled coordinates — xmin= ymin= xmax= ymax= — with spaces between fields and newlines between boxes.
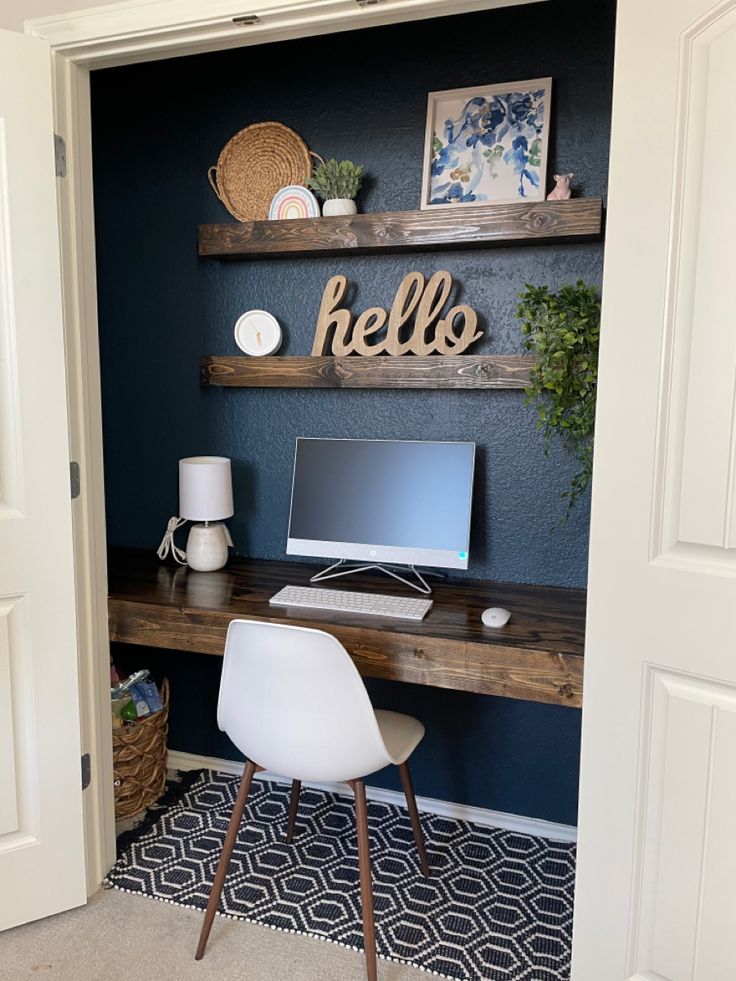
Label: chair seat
xmin=374 ymin=710 xmax=425 ymax=765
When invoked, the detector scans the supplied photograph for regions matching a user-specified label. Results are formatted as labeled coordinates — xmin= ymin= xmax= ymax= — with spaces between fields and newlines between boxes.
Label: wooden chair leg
xmin=195 ymin=759 xmax=258 ymax=960
xmin=398 ymin=761 xmax=430 ymax=878
xmin=286 ymin=779 xmax=301 ymax=844
xmin=352 ymin=779 xmax=378 ymax=981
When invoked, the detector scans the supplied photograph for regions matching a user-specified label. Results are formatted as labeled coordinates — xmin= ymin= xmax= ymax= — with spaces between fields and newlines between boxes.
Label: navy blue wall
xmin=92 ymin=0 xmax=615 ymax=826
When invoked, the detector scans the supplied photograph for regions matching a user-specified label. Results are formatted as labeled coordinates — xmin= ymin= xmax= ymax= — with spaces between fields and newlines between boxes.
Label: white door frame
xmin=27 ymin=0 xmax=541 ymax=895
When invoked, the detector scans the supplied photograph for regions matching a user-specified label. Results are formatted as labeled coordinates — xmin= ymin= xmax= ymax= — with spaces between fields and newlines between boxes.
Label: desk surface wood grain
xmin=107 ymin=549 xmax=586 ymax=708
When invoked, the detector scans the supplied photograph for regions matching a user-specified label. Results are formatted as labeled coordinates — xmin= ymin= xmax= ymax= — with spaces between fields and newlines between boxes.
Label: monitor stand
xmin=309 ymin=559 xmax=445 ymax=595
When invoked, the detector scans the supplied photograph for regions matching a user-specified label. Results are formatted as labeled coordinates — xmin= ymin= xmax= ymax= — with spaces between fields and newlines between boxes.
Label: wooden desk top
xmin=107 ymin=548 xmax=586 ymax=708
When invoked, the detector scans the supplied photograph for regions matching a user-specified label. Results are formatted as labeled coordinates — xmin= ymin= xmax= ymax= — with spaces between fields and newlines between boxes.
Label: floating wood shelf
xmin=201 ymin=355 xmax=535 ymax=390
xmin=198 ymin=198 xmax=602 ymax=260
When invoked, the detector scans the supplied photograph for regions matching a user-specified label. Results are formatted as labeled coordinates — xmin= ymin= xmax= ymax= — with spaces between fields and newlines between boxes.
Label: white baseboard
xmin=167 ymin=749 xmax=577 ymax=843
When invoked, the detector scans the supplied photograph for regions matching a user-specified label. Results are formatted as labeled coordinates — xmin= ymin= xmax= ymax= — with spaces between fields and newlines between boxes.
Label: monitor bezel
xmin=286 ymin=437 xmax=475 ymax=571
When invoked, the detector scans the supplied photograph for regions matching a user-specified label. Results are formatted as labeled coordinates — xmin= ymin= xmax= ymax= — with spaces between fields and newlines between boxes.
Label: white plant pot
xmin=322 ymin=198 xmax=357 ymax=217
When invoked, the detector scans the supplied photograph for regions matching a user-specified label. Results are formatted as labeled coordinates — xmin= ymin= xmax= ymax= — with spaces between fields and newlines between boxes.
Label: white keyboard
xmin=269 ymin=584 xmax=433 ymax=621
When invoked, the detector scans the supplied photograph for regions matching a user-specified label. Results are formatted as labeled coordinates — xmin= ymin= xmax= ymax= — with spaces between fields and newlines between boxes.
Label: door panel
xmin=652 ymin=5 xmax=736 ymax=571
xmin=0 ymin=596 xmax=22 ymax=836
xmin=0 ymin=29 xmax=86 ymax=930
xmin=630 ymin=670 xmax=736 ymax=980
xmin=573 ymin=1 xmax=736 ymax=978
xmin=0 ymin=119 xmax=23 ymax=522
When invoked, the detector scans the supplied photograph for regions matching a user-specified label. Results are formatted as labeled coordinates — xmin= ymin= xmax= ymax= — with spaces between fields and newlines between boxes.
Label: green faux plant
xmin=308 ymin=159 xmax=364 ymax=200
xmin=516 ymin=280 xmax=601 ymax=518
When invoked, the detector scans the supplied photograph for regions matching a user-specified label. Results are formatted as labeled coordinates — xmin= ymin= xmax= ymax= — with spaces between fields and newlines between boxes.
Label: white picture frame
xmin=420 ymin=77 xmax=553 ymax=210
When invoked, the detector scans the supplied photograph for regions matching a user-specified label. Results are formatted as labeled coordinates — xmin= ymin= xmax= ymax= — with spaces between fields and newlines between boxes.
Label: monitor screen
xmin=287 ymin=438 xmax=475 ymax=570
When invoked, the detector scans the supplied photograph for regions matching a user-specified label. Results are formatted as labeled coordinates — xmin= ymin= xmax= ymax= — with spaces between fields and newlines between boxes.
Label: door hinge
xmin=70 ymin=460 xmax=81 ymax=499
xmin=81 ymin=753 xmax=91 ymax=790
xmin=54 ymin=133 xmax=67 ymax=178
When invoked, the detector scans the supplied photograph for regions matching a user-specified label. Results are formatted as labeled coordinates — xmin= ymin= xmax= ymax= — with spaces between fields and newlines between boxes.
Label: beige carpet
xmin=0 ymin=888 xmax=426 ymax=981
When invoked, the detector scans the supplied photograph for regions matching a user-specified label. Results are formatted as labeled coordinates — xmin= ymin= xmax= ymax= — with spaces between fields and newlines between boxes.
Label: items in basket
xmin=111 ymin=669 xmax=164 ymax=728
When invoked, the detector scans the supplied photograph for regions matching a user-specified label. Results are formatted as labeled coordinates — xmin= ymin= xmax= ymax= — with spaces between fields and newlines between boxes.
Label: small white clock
xmin=234 ymin=310 xmax=282 ymax=356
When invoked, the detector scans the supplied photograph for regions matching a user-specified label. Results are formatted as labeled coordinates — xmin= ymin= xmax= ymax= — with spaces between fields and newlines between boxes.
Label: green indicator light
xmin=459 ymin=551 xmax=467 ymax=559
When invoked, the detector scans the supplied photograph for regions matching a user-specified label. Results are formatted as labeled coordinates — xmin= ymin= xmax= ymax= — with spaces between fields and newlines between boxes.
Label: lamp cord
xmin=157 ymin=516 xmax=188 ymax=565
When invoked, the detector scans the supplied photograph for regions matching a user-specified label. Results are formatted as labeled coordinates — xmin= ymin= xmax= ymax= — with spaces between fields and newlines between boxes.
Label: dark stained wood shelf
xmin=198 ymin=198 xmax=603 ymax=260
xmin=107 ymin=548 xmax=586 ymax=708
xmin=201 ymin=354 xmax=535 ymax=390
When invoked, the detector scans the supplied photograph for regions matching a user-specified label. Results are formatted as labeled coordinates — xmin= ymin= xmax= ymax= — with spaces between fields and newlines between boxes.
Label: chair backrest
xmin=217 ymin=619 xmax=392 ymax=783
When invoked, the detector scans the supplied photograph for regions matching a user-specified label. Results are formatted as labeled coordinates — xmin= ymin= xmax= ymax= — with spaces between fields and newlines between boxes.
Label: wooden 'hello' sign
xmin=311 ymin=271 xmax=483 ymax=356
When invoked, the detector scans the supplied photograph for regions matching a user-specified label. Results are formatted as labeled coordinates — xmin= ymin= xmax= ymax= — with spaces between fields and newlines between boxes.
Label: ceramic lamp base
xmin=186 ymin=522 xmax=230 ymax=572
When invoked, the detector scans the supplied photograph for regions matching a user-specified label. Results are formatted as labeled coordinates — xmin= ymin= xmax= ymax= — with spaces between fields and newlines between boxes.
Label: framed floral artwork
xmin=420 ymin=78 xmax=552 ymax=209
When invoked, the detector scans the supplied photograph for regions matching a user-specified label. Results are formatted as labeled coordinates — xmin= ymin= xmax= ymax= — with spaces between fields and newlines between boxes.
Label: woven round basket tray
xmin=112 ymin=678 xmax=169 ymax=821
xmin=208 ymin=121 xmax=320 ymax=222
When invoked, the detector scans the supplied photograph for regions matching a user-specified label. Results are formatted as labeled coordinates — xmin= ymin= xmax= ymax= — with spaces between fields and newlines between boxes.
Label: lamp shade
xmin=179 ymin=456 xmax=234 ymax=521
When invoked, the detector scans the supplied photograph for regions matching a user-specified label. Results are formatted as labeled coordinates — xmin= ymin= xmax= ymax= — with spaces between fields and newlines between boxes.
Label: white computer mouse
xmin=482 ymin=607 xmax=511 ymax=628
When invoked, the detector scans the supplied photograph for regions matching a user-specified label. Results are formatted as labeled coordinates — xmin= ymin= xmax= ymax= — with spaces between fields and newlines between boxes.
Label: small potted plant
xmin=308 ymin=158 xmax=364 ymax=216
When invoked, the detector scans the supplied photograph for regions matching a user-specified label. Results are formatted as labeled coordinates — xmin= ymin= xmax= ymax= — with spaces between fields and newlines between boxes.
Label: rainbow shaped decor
xmin=269 ymin=185 xmax=320 ymax=220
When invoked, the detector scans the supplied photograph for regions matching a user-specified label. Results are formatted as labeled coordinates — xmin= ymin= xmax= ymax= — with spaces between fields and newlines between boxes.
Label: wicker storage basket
xmin=112 ymin=679 xmax=169 ymax=820
xmin=208 ymin=121 xmax=318 ymax=221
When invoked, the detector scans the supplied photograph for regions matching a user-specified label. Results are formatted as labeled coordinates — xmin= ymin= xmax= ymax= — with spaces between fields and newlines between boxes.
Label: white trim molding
xmin=53 ymin=53 xmax=117 ymax=893
xmin=27 ymin=0 xmax=543 ymax=68
xmin=168 ymin=749 xmax=578 ymax=843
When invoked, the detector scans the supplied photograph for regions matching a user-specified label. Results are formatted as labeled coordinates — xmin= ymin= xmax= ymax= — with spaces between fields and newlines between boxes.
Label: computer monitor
xmin=287 ymin=438 xmax=475 ymax=570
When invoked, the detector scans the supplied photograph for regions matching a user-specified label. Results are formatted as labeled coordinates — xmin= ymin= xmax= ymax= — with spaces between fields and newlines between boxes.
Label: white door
xmin=573 ymin=0 xmax=736 ymax=977
xmin=0 ymin=30 xmax=86 ymax=930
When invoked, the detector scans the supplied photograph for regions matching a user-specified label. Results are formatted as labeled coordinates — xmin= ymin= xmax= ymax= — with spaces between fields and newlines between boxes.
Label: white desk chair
xmin=195 ymin=618 xmax=430 ymax=981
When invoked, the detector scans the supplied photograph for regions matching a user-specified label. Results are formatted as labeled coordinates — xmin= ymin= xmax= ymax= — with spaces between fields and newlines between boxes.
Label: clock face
xmin=234 ymin=310 xmax=282 ymax=356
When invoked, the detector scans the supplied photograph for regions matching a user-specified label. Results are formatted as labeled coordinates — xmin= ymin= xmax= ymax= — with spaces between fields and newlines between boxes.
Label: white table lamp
xmin=180 ymin=456 xmax=234 ymax=571
xmin=158 ymin=456 xmax=234 ymax=571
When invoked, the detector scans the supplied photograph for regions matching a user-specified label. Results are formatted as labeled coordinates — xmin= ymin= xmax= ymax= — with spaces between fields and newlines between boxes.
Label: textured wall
xmin=93 ymin=0 xmax=615 ymax=825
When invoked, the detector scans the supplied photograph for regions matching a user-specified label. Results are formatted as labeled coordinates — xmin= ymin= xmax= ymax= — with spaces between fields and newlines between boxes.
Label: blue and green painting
xmin=429 ymin=84 xmax=548 ymax=205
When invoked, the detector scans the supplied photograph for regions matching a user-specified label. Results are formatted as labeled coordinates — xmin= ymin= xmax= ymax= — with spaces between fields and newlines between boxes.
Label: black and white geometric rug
xmin=106 ymin=770 xmax=576 ymax=980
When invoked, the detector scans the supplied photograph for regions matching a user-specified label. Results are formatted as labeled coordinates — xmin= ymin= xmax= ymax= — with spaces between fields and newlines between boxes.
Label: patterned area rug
xmin=106 ymin=770 xmax=575 ymax=980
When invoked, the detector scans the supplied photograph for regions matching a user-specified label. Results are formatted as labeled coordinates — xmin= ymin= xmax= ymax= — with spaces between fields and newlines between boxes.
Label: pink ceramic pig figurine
xmin=547 ymin=173 xmax=574 ymax=200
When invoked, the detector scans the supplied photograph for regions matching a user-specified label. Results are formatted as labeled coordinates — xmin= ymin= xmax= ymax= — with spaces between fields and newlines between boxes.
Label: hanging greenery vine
xmin=516 ymin=280 xmax=601 ymax=518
